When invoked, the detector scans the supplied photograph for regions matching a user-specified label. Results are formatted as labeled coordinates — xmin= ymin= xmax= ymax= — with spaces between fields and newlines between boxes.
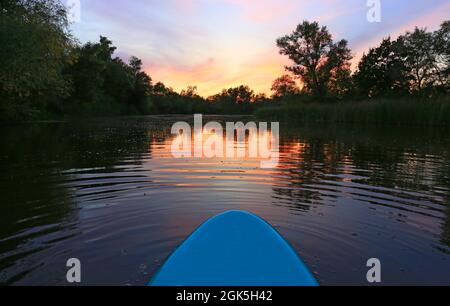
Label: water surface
xmin=0 ymin=116 xmax=449 ymax=285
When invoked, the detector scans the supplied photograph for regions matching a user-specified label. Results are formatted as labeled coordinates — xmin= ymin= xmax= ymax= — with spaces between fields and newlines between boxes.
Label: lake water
xmin=0 ymin=116 xmax=449 ymax=285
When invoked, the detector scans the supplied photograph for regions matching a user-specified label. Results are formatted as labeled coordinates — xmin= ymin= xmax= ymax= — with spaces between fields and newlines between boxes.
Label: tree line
xmin=1 ymin=0 xmax=448 ymax=121
xmin=274 ymin=20 xmax=449 ymax=101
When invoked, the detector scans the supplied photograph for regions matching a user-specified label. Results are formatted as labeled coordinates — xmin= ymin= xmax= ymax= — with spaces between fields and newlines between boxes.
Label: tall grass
xmin=254 ymin=96 xmax=450 ymax=127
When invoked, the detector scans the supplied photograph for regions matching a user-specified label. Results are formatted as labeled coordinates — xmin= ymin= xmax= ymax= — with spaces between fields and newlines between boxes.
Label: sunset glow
xmin=72 ymin=0 xmax=450 ymax=96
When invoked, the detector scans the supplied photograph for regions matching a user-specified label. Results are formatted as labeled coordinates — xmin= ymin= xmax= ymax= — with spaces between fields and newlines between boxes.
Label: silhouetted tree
xmin=354 ymin=38 xmax=410 ymax=98
xmin=355 ymin=22 xmax=450 ymax=98
xmin=253 ymin=93 xmax=269 ymax=103
xmin=433 ymin=21 xmax=450 ymax=91
xmin=277 ymin=21 xmax=352 ymax=101
xmin=128 ymin=56 xmax=153 ymax=114
xmin=64 ymin=36 xmax=153 ymax=115
xmin=208 ymin=85 xmax=255 ymax=114
xmin=226 ymin=85 xmax=255 ymax=104
xmin=399 ymin=28 xmax=437 ymax=92
xmin=151 ymin=82 xmax=175 ymax=97
xmin=271 ymin=75 xmax=301 ymax=98
xmin=328 ymin=65 xmax=354 ymax=99
xmin=180 ymin=86 xmax=199 ymax=98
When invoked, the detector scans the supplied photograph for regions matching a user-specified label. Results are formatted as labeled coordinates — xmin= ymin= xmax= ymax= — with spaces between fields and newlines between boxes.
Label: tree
xmin=0 ymin=0 xmax=75 ymax=119
xmin=210 ymin=86 xmax=254 ymax=105
xmin=180 ymin=86 xmax=199 ymax=98
xmin=276 ymin=21 xmax=352 ymax=100
xmin=65 ymin=37 xmax=153 ymax=115
xmin=328 ymin=65 xmax=353 ymax=99
xmin=399 ymin=28 xmax=436 ymax=92
xmin=253 ymin=93 xmax=268 ymax=103
xmin=433 ymin=21 xmax=450 ymax=90
xmin=354 ymin=38 xmax=410 ymax=98
xmin=271 ymin=75 xmax=301 ymax=98
xmin=355 ymin=22 xmax=450 ymax=98
xmin=128 ymin=56 xmax=153 ymax=114
xmin=207 ymin=85 xmax=255 ymax=114
xmin=150 ymin=82 xmax=189 ymax=114
xmin=151 ymin=82 xmax=175 ymax=97
xmin=65 ymin=36 xmax=117 ymax=113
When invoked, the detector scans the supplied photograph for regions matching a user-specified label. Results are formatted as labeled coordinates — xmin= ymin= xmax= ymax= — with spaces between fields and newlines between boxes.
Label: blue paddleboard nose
xmin=150 ymin=210 xmax=318 ymax=286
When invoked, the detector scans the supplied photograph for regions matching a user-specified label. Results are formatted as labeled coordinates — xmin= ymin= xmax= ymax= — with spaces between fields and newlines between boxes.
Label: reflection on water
xmin=0 ymin=116 xmax=449 ymax=285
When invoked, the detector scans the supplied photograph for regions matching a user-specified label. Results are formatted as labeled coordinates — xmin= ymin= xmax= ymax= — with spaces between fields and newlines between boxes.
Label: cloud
xmin=73 ymin=0 xmax=450 ymax=96
xmin=221 ymin=0 xmax=301 ymax=22
xmin=351 ymin=1 xmax=450 ymax=68
xmin=145 ymin=48 xmax=289 ymax=96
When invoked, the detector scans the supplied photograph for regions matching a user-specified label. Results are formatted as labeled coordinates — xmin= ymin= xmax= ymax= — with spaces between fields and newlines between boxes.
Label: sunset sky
xmin=70 ymin=0 xmax=449 ymax=97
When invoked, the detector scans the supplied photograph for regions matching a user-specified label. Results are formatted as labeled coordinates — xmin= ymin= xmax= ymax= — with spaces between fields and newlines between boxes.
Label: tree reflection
xmin=0 ymin=119 xmax=153 ymax=284
xmin=272 ymin=125 xmax=450 ymax=252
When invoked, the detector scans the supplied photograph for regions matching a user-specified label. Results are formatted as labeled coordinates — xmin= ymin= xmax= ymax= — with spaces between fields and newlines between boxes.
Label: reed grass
xmin=254 ymin=96 xmax=450 ymax=127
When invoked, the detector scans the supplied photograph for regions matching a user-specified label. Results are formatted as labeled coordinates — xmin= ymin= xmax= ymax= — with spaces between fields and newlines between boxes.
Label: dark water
xmin=0 ymin=116 xmax=449 ymax=286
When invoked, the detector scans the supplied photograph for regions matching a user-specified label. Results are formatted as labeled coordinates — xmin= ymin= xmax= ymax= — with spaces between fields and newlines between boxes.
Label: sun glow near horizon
xmin=71 ymin=0 xmax=449 ymax=97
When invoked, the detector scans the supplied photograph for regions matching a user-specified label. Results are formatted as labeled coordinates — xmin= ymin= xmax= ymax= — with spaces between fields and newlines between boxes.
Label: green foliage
xmin=0 ymin=1 xmax=156 ymax=120
xmin=0 ymin=0 xmax=74 ymax=120
xmin=60 ymin=37 xmax=154 ymax=117
xmin=0 ymin=2 xmax=448 ymax=123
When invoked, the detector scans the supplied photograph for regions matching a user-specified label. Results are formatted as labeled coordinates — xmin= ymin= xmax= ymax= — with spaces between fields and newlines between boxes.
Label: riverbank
xmin=255 ymin=97 xmax=450 ymax=127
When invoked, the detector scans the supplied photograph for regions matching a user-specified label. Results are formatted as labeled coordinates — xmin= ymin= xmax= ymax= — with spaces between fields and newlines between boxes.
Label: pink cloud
xmin=222 ymin=0 xmax=302 ymax=22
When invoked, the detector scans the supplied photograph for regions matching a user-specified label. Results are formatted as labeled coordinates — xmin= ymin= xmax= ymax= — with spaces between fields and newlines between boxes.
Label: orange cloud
xmin=138 ymin=0 xmax=449 ymax=96
xmin=146 ymin=48 xmax=290 ymax=97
